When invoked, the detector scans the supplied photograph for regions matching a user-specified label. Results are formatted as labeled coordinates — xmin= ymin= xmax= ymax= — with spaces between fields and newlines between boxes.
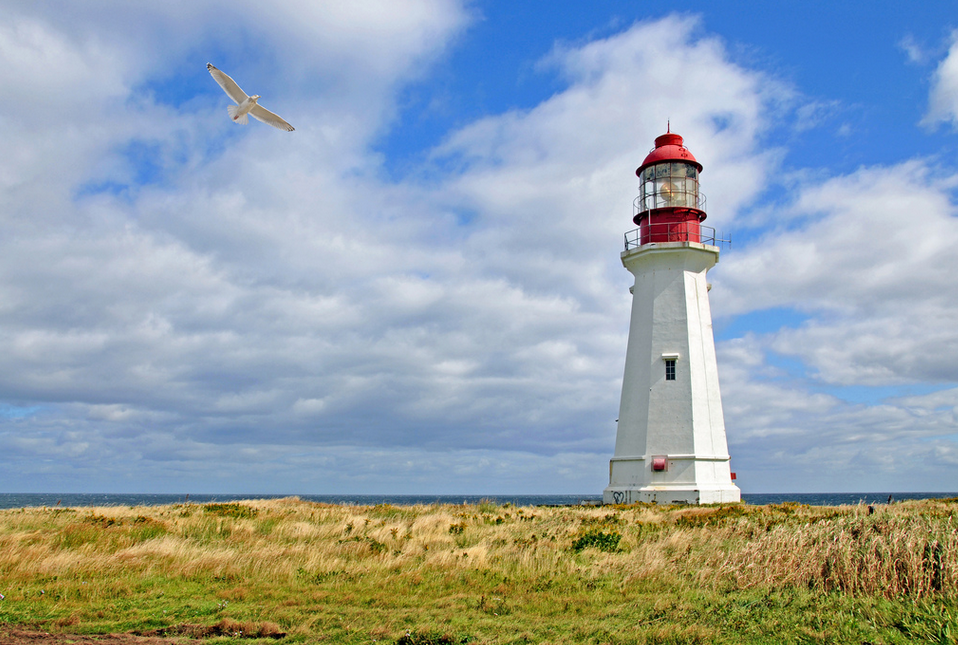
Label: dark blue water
xmin=0 ymin=491 xmax=954 ymax=509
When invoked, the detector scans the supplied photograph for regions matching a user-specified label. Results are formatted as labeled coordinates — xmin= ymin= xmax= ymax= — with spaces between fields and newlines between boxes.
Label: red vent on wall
xmin=652 ymin=457 xmax=668 ymax=471
xmin=731 ymin=472 xmax=737 ymax=480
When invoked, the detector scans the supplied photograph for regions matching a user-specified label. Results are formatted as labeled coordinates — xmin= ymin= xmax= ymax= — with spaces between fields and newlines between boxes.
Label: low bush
xmin=571 ymin=528 xmax=621 ymax=552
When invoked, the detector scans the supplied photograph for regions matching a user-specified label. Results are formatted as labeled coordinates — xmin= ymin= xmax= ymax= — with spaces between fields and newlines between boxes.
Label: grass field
xmin=0 ymin=497 xmax=956 ymax=644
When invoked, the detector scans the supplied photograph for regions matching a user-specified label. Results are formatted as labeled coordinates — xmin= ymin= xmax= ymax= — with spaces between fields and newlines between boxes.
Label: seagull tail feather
xmin=227 ymin=105 xmax=249 ymax=125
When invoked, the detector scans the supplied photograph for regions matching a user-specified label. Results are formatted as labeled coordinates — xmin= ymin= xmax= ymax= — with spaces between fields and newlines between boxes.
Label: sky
xmin=2 ymin=0 xmax=958 ymax=495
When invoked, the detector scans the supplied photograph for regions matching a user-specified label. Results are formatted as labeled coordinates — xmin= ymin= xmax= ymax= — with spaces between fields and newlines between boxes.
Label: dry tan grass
xmin=718 ymin=509 xmax=958 ymax=597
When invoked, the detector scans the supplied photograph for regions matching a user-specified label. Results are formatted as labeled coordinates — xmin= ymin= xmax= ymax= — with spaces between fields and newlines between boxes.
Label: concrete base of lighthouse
xmin=603 ymin=241 xmax=740 ymax=506
xmin=604 ymin=486 xmax=740 ymax=506
xmin=604 ymin=455 xmax=740 ymax=505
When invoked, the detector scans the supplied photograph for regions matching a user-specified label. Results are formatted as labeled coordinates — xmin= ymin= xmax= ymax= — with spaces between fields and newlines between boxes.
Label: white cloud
xmin=718 ymin=335 xmax=958 ymax=493
xmin=0 ymin=7 xmax=787 ymax=493
xmin=923 ymin=30 xmax=958 ymax=128
xmin=714 ymin=161 xmax=958 ymax=386
xmin=709 ymin=158 xmax=958 ymax=492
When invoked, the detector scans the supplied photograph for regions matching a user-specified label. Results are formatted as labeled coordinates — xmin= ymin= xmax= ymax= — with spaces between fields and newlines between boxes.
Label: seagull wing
xmin=207 ymin=63 xmax=248 ymax=104
xmin=250 ymin=104 xmax=295 ymax=132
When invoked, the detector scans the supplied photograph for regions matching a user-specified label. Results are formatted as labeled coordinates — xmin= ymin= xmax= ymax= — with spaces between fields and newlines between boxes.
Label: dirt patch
xmin=0 ymin=628 xmax=185 ymax=644
xmin=0 ymin=620 xmax=286 ymax=644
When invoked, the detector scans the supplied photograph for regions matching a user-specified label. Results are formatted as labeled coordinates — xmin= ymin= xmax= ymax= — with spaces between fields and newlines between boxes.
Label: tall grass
xmin=718 ymin=509 xmax=957 ymax=597
xmin=0 ymin=498 xmax=956 ymax=643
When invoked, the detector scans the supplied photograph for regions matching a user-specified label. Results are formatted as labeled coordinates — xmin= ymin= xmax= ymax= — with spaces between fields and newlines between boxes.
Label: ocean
xmin=0 ymin=491 xmax=955 ymax=509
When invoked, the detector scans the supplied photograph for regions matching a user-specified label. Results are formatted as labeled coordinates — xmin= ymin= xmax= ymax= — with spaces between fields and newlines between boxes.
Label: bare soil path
xmin=0 ymin=628 xmax=185 ymax=644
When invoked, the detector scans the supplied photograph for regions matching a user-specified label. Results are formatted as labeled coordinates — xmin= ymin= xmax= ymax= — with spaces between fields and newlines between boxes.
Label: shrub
xmin=571 ymin=529 xmax=621 ymax=553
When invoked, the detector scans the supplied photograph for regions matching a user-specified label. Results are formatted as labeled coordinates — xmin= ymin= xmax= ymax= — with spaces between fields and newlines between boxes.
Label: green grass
xmin=0 ymin=498 xmax=956 ymax=643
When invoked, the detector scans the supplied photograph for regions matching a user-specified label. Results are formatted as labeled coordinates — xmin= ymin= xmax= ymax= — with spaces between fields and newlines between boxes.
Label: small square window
xmin=665 ymin=359 xmax=676 ymax=381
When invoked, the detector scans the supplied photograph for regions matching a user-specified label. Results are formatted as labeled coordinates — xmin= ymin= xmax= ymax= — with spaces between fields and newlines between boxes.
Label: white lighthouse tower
xmin=603 ymin=130 xmax=740 ymax=505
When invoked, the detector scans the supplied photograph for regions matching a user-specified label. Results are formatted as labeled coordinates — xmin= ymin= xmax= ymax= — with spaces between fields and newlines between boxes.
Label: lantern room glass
xmin=638 ymin=162 xmax=699 ymax=211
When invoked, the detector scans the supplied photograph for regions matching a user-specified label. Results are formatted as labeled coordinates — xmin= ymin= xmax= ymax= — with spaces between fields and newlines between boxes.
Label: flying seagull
xmin=207 ymin=63 xmax=295 ymax=132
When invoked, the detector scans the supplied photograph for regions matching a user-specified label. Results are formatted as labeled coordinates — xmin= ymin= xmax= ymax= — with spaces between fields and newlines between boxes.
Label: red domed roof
xmin=636 ymin=132 xmax=702 ymax=176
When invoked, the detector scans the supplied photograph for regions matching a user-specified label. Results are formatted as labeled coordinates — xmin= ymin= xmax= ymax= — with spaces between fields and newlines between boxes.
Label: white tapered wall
xmin=604 ymin=241 xmax=740 ymax=505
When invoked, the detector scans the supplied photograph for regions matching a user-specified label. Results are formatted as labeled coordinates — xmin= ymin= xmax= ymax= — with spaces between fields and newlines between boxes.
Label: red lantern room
xmin=634 ymin=130 xmax=706 ymax=245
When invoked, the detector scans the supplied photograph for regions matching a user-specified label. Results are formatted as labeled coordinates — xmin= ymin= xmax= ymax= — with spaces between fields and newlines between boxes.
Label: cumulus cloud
xmin=718 ymin=335 xmax=958 ymax=493
xmin=923 ymin=30 xmax=958 ymax=128
xmin=714 ymin=161 xmax=958 ymax=385
xmin=0 ymin=5 xmax=787 ymax=493
xmin=712 ymin=160 xmax=958 ymax=491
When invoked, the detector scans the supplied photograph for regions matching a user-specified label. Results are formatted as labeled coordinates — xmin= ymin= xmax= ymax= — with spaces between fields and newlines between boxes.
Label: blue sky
xmin=1 ymin=0 xmax=957 ymax=495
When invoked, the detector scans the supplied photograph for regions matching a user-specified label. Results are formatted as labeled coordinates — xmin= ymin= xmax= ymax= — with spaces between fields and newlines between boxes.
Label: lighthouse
xmin=603 ymin=131 xmax=740 ymax=505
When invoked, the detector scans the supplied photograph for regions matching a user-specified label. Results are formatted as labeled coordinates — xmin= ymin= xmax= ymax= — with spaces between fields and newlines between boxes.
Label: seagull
xmin=207 ymin=63 xmax=295 ymax=132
